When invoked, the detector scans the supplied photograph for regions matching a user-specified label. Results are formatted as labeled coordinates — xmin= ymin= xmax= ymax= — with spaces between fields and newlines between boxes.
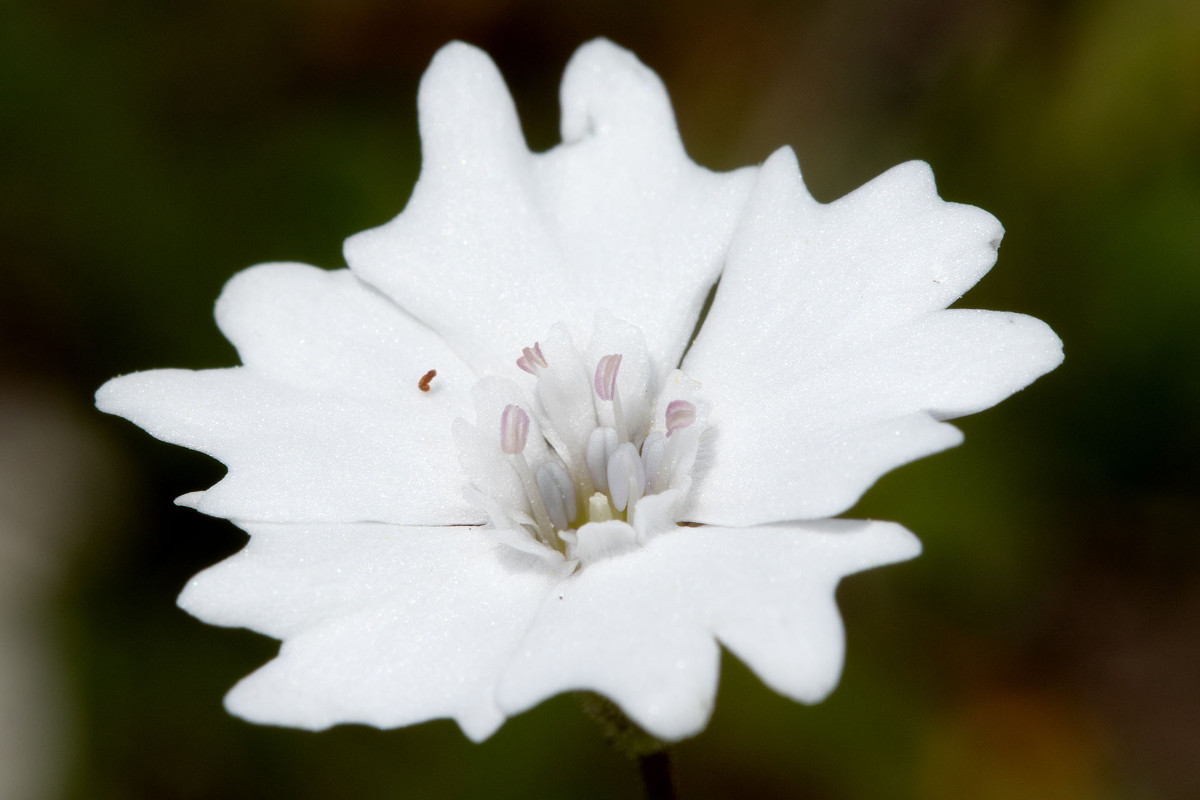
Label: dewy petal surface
xmin=179 ymin=522 xmax=560 ymax=741
xmin=344 ymin=39 xmax=756 ymax=379
xmin=97 ymin=264 xmax=484 ymax=525
xmin=683 ymin=148 xmax=1064 ymax=526
xmin=496 ymin=520 xmax=920 ymax=741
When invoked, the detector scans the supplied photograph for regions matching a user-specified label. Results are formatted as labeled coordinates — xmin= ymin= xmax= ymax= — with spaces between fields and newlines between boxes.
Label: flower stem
xmin=576 ymin=692 xmax=679 ymax=799
xmin=638 ymin=750 xmax=678 ymax=800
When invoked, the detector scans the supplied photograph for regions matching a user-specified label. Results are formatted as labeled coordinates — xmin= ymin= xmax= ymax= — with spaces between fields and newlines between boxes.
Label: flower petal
xmin=178 ymin=522 xmax=560 ymax=741
xmin=683 ymin=148 xmax=1063 ymax=525
xmin=496 ymin=519 xmax=919 ymax=741
xmin=96 ymin=264 xmax=482 ymax=525
xmin=701 ymin=521 xmax=919 ymax=704
xmin=344 ymin=39 xmax=755 ymax=378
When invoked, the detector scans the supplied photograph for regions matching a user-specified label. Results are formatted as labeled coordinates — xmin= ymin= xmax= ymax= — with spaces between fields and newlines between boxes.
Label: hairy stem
xmin=576 ymin=692 xmax=679 ymax=798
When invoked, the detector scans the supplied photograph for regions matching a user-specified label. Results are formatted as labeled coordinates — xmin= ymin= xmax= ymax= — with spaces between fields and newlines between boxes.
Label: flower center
xmin=460 ymin=318 xmax=706 ymax=565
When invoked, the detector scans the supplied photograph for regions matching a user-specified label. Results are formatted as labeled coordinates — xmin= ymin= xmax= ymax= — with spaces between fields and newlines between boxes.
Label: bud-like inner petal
xmin=499 ymin=404 xmax=529 ymax=454
xmin=586 ymin=426 xmax=619 ymax=493
xmin=536 ymin=461 xmax=577 ymax=531
xmin=607 ymin=441 xmax=645 ymax=512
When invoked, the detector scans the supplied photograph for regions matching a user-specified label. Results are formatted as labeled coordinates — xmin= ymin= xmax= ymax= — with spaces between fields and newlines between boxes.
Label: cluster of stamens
xmin=499 ymin=342 xmax=696 ymax=552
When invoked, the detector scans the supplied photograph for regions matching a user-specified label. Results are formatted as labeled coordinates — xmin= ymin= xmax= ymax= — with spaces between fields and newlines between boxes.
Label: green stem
xmin=638 ymin=749 xmax=678 ymax=800
xmin=576 ymin=692 xmax=680 ymax=799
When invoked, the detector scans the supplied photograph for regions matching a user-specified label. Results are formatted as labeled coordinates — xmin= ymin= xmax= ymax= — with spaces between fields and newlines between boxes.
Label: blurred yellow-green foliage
xmin=1 ymin=0 xmax=1197 ymax=798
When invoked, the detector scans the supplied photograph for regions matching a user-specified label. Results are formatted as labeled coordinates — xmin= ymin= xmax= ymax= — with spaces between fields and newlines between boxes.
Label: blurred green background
xmin=1 ymin=0 xmax=1197 ymax=798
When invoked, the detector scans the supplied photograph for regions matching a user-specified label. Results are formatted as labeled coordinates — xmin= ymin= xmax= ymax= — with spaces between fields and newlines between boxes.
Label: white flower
xmin=95 ymin=39 xmax=1062 ymax=743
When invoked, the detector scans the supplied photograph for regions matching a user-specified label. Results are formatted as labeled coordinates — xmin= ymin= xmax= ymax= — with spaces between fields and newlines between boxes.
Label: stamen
xmin=594 ymin=354 xmax=628 ymax=442
xmin=500 ymin=404 xmax=554 ymax=540
xmin=594 ymin=354 xmax=622 ymax=400
xmin=586 ymin=426 xmax=619 ymax=493
xmin=536 ymin=461 xmax=577 ymax=531
xmin=499 ymin=404 xmax=529 ymax=455
xmin=607 ymin=441 xmax=646 ymax=512
xmin=665 ymin=400 xmax=696 ymax=437
xmin=516 ymin=342 xmax=549 ymax=375
xmin=640 ymin=431 xmax=665 ymax=494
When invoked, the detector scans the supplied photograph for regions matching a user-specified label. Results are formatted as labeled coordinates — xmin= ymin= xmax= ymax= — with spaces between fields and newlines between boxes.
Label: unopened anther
xmin=500 ymin=404 xmax=529 ymax=455
xmin=516 ymin=342 xmax=549 ymax=375
xmin=640 ymin=431 xmax=665 ymax=494
xmin=594 ymin=354 xmax=628 ymax=441
xmin=536 ymin=461 xmax=577 ymax=531
xmin=607 ymin=441 xmax=646 ymax=512
xmin=665 ymin=400 xmax=696 ymax=437
xmin=586 ymin=426 xmax=619 ymax=493
xmin=594 ymin=354 xmax=622 ymax=401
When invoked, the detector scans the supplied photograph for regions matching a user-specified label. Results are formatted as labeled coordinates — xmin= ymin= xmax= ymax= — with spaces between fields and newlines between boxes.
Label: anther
xmin=499 ymin=404 xmax=529 ymax=454
xmin=594 ymin=354 xmax=628 ymax=442
xmin=516 ymin=342 xmax=548 ymax=375
xmin=607 ymin=441 xmax=646 ymax=512
xmin=536 ymin=461 xmax=577 ymax=531
xmin=665 ymin=400 xmax=696 ymax=437
xmin=418 ymin=369 xmax=436 ymax=392
xmin=500 ymin=404 xmax=554 ymax=540
xmin=586 ymin=426 xmax=619 ymax=493
xmin=594 ymin=354 xmax=622 ymax=400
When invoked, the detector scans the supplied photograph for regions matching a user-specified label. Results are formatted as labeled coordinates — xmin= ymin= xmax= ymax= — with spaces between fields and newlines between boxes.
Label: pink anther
xmin=516 ymin=342 xmax=548 ymax=375
xmin=664 ymin=400 xmax=696 ymax=437
xmin=499 ymin=404 xmax=530 ymax=455
xmin=594 ymin=354 xmax=623 ymax=401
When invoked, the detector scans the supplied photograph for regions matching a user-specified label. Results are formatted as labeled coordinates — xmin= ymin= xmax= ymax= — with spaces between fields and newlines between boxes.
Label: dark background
xmin=1 ymin=0 xmax=1198 ymax=797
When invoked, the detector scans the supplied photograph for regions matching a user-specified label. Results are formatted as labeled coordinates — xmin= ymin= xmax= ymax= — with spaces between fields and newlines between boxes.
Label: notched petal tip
xmin=852 ymin=159 xmax=1005 ymax=263
xmin=836 ymin=519 xmax=923 ymax=570
xmin=94 ymin=368 xmax=196 ymax=420
xmin=212 ymin=261 xmax=340 ymax=357
xmin=560 ymin=38 xmax=677 ymax=144
xmin=93 ymin=375 xmax=124 ymax=414
xmin=746 ymin=146 xmax=819 ymax=215
xmin=422 ymin=40 xmax=505 ymax=98
xmin=415 ymin=39 xmax=526 ymax=162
